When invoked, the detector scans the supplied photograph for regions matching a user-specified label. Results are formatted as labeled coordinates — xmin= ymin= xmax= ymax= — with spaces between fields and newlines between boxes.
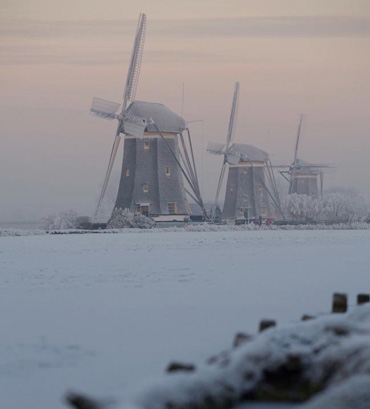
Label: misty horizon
xmin=1 ymin=0 xmax=369 ymax=221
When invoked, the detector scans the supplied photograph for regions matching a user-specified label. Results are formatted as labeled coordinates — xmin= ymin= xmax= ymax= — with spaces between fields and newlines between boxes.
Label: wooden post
xmin=301 ymin=314 xmax=314 ymax=321
xmin=166 ymin=362 xmax=195 ymax=373
xmin=259 ymin=319 xmax=276 ymax=332
xmin=233 ymin=332 xmax=252 ymax=348
xmin=332 ymin=293 xmax=347 ymax=313
xmin=357 ymin=294 xmax=370 ymax=305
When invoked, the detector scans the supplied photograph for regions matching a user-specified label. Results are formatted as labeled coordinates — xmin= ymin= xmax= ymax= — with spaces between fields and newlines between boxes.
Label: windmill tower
xmin=277 ymin=115 xmax=332 ymax=198
xmin=207 ymin=83 xmax=281 ymax=221
xmin=90 ymin=14 xmax=204 ymax=222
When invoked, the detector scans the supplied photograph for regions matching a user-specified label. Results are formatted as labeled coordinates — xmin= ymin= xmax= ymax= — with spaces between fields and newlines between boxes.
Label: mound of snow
xmin=66 ymin=305 xmax=370 ymax=409
xmin=300 ymin=374 xmax=370 ymax=409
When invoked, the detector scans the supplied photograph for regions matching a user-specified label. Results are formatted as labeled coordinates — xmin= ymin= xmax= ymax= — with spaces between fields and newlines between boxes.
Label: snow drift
xmin=66 ymin=305 xmax=370 ymax=409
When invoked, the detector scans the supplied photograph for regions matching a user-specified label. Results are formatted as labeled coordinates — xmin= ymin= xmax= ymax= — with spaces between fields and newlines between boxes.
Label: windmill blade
xmin=213 ymin=161 xmax=227 ymax=215
xmin=225 ymin=152 xmax=240 ymax=165
xmin=298 ymin=164 xmax=335 ymax=169
xmin=288 ymin=178 xmax=294 ymax=194
xmin=271 ymin=164 xmax=334 ymax=170
xmin=90 ymin=97 xmax=121 ymax=120
xmin=93 ymin=125 xmax=122 ymax=219
xmin=207 ymin=141 xmax=226 ymax=155
xmin=121 ymin=113 xmax=147 ymax=138
xmin=293 ymin=113 xmax=303 ymax=166
xmin=92 ymin=14 xmax=147 ymax=220
xmin=122 ymin=13 xmax=146 ymax=112
xmin=226 ymin=81 xmax=240 ymax=148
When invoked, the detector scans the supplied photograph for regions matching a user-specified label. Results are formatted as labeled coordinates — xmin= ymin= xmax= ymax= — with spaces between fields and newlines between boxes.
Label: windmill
xmin=207 ymin=83 xmax=281 ymax=221
xmin=277 ymin=114 xmax=333 ymax=198
xmin=90 ymin=13 xmax=205 ymax=222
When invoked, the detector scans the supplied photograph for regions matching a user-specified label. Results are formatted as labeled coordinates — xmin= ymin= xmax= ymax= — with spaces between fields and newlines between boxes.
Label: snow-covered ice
xmin=0 ymin=229 xmax=369 ymax=409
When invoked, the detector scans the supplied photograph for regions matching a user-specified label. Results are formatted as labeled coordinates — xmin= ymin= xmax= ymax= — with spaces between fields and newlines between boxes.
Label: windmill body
xmin=222 ymin=144 xmax=271 ymax=220
xmin=115 ymin=101 xmax=189 ymax=217
xmin=289 ymin=159 xmax=319 ymax=199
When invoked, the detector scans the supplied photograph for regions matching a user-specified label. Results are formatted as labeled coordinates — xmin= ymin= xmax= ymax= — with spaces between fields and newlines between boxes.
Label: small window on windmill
xmin=144 ymin=140 xmax=150 ymax=150
xmin=143 ymin=183 xmax=149 ymax=193
xmin=243 ymin=168 xmax=248 ymax=174
xmin=230 ymin=186 xmax=234 ymax=192
xmin=126 ymin=168 xmax=130 ymax=177
xmin=136 ymin=204 xmax=141 ymax=214
xmin=165 ymin=167 xmax=171 ymax=178
xmin=168 ymin=202 xmax=178 ymax=215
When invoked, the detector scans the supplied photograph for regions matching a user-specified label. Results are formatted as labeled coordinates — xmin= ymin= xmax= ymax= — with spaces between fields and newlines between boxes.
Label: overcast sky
xmin=1 ymin=0 xmax=369 ymax=221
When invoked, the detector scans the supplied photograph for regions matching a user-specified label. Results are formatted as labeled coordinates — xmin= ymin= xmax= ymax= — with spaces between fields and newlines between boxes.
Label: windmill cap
xmin=128 ymin=101 xmax=186 ymax=134
xmin=231 ymin=143 xmax=269 ymax=162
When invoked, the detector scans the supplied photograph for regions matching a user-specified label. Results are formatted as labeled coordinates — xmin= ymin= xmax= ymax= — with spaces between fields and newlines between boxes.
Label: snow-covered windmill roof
xmin=230 ymin=143 xmax=269 ymax=163
xmin=127 ymin=101 xmax=186 ymax=134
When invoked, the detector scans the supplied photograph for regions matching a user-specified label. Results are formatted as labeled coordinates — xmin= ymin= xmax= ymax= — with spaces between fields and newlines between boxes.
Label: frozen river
xmin=0 ymin=229 xmax=369 ymax=409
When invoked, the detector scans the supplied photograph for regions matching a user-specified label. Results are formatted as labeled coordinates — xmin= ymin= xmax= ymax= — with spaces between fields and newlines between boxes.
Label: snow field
xmin=0 ymin=229 xmax=369 ymax=409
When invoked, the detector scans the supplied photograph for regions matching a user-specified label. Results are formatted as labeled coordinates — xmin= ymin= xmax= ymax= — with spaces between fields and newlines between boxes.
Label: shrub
xmin=43 ymin=210 xmax=80 ymax=230
xmin=107 ymin=208 xmax=155 ymax=229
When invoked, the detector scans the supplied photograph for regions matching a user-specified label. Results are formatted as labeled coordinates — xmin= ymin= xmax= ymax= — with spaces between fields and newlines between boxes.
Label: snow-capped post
xmin=233 ymin=332 xmax=252 ymax=348
xmin=301 ymin=314 xmax=314 ymax=321
xmin=259 ymin=319 xmax=276 ymax=332
xmin=357 ymin=294 xmax=370 ymax=305
xmin=166 ymin=362 xmax=195 ymax=373
xmin=332 ymin=293 xmax=347 ymax=313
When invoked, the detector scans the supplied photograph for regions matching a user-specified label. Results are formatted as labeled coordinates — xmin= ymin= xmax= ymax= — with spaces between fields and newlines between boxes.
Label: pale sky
xmin=1 ymin=0 xmax=369 ymax=221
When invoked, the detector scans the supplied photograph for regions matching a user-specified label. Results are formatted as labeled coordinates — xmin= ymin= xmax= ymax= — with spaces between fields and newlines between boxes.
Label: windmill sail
xmin=289 ymin=113 xmax=304 ymax=194
xmin=121 ymin=113 xmax=147 ymax=138
xmin=90 ymin=97 xmax=121 ymax=120
xmin=225 ymin=152 xmax=240 ymax=165
xmin=293 ymin=113 xmax=303 ymax=167
xmin=226 ymin=82 xmax=240 ymax=149
xmin=207 ymin=82 xmax=240 ymax=215
xmin=122 ymin=13 xmax=146 ymax=111
xmin=206 ymin=141 xmax=226 ymax=155
xmin=92 ymin=13 xmax=147 ymax=219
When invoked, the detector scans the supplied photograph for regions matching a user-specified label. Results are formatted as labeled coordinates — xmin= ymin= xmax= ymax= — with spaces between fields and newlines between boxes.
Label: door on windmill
xmin=168 ymin=202 xmax=178 ymax=215
xmin=136 ymin=203 xmax=150 ymax=217
xmin=241 ymin=208 xmax=249 ymax=219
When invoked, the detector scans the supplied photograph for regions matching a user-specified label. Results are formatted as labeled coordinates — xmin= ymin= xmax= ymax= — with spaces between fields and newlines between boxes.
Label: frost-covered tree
xmin=322 ymin=189 xmax=370 ymax=222
xmin=107 ymin=208 xmax=155 ymax=229
xmin=43 ymin=210 xmax=80 ymax=230
xmin=282 ymin=189 xmax=370 ymax=223
xmin=282 ymin=194 xmax=323 ymax=222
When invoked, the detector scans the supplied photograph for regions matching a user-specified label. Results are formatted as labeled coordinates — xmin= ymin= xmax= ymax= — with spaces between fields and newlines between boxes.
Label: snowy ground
xmin=1 ymin=229 xmax=369 ymax=409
